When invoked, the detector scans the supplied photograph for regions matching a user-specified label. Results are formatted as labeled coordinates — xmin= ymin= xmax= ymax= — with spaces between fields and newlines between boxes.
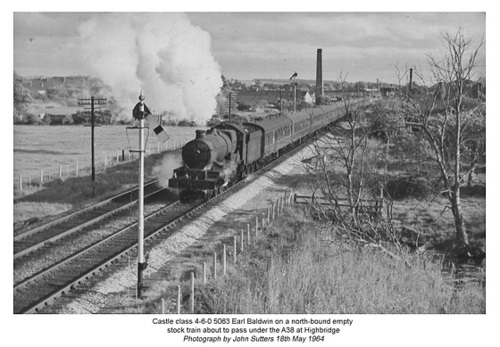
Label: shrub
xmin=385 ymin=175 xmax=433 ymax=200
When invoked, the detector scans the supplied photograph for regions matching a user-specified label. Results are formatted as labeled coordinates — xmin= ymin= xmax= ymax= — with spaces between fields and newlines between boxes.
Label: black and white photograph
xmin=6 ymin=2 xmax=497 ymax=346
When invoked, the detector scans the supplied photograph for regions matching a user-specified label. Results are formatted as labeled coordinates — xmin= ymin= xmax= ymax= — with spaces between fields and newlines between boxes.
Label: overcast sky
xmin=14 ymin=12 xmax=486 ymax=84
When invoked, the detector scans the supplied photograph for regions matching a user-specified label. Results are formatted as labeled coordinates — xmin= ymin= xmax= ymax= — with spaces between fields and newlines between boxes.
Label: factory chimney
xmin=409 ymin=68 xmax=413 ymax=92
xmin=316 ymin=48 xmax=323 ymax=105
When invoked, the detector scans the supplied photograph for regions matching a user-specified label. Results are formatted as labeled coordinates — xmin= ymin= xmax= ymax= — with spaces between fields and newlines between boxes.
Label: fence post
xmin=161 ymin=298 xmax=165 ymax=314
xmin=122 ymin=150 xmax=125 ymax=162
xmin=40 ymin=170 xmax=43 ymax=184
xmin=203 ymin=262 xmax=207 ymax=285
xmin=19 ymin=175 xmax=22 ymax=191
xmin=240 ymin=229 xmax=244 ymax=252
xmin=213 ymin=252 xmax=217 ymax=280
xmin=255 ymin=216 xmax=259 ymax=242
xmin=117 ymin=150 xmax=119 ymax=163
xmin=104 ymin=153 xmax=107 ymax=168
xmin=76 ymin=161 xmax=79 ymax=176
xmin=190 ymin=272 xmax=195 ymax=313
xmin=233 ymin=235 xmax=237 ymax=265
xmin=255 ymin=217 xmax=259 ymax=242
xmin=177 ymin=285 xmax=181 ymax=314
xmin=59 ymin=165 xmax=62 ymax=178
xmin=247 ymin=224 xmax=251 ymax=247
xmin=223 ymin=244 xmax=227 ymax=276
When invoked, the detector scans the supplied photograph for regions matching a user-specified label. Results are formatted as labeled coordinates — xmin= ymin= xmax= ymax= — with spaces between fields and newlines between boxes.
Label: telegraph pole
xmin=79 ymin=96 xmax=107 ymax=181
xmin=290 ymin=72 xmax=298 ymax=112
xmin=228 ymin=91 xmax=232 ymax=122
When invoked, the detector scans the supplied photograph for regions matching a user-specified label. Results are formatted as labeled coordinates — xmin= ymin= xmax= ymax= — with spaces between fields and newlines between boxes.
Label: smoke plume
xmin=78 ymin=13 xmax=222 ymax=125
xmin=152 ymin=151 xmax=183 ymax=188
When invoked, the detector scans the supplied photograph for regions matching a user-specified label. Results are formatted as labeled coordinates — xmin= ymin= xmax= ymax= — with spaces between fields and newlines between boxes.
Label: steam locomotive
xmin=168 ymin=103 xmax=348 ymax=201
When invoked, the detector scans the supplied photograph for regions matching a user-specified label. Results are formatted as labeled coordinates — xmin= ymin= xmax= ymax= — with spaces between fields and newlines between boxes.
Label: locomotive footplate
xmin=168 ymin=177 xmax=218 ymax=190
xmin=169 ymin=167 xmax=221 ymax=190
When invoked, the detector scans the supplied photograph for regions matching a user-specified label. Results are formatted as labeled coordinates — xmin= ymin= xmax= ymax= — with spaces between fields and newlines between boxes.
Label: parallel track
xmin=14 ymin=179 xmax=167 ymax=260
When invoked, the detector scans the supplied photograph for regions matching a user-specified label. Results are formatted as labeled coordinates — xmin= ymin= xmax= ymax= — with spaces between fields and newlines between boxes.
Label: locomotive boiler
xmin=169 ymin=126 xmax=243 ymax=201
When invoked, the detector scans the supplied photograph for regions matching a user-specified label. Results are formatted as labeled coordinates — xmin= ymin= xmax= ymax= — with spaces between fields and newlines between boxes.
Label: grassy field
xmin=13 ymin=125 xmax=201 ymax=181
xmin=111 ymin=206 xmax=485 ymax=314
xmin=200 ymin=208 xmax=485 ymax=314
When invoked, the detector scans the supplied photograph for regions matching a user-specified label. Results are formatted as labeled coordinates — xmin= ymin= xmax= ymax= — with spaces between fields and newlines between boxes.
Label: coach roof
xmin=245 ymin=115 xmax=292 ymax=133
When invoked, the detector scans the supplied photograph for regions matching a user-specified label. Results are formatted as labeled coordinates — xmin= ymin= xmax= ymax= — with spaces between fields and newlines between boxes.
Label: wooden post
xmin=267 ymin=206 xmax=270 ymax=224
xmin=255 ymin=217 xmax=259 ymax=242
xmin=255 ymin=216 xmax=259 ymax=243
xmin=104 ymin=153 xmax=107 ymax=167
xmin=59 ymin=165 xmax=62 ymax=178
xmin=240 ymin=229 xmax=244 ymax=252
xmin=233 ymin=235 xmax=237 ymax=264
xmin=117 ymin=150 xmax=119 ymax=163
xmin=161 ymin=298 xmax=165 ymax=314
xmin=247 ymin=224 xmax=251 ymax=247
xmin=177 ymin=285 xmax=181 ymax=314
xmin=40 ymin=170 xmax=43 ymax=184
xmin=76 ymin=161 xmax=79 ymax=176
xmin=122 ymin=150 xmax=125 ymax=162
xmin=223 ymin=244 xmax=227 ymax=276
xmin=213 ymin=252 xmax=217 ymax=280
xmin=19 ymin=175 xmax=22 ymax=191
xmin=203 ymin=262 xmax=207 ymax=285
xmin=190 ymin=272 xmax=195 ymax=313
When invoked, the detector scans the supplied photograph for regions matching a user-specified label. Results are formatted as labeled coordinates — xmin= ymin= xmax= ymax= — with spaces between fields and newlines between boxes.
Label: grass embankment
xmin=13 ymin=151 xmax=181 ymax=226
xmin=114 ymin=206 xmax=484 ymax=314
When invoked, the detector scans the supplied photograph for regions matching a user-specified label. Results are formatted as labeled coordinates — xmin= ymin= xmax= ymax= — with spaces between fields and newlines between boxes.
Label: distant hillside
xmin=18 ymin=75 xmax=112 ymax=108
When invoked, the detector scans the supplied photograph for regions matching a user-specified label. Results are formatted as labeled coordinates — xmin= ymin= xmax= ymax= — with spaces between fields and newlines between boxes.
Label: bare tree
xmin=400 ymin=29 xmax=485 ymax=254
xmin=301 ymin=74 xmax=402 ymax=251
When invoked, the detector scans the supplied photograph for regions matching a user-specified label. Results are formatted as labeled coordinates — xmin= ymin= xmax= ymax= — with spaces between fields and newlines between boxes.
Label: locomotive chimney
xmin=315 ymin=48 xmax=323 ymax=105
xmin=196 ymin=130 xmax=207 ymax=140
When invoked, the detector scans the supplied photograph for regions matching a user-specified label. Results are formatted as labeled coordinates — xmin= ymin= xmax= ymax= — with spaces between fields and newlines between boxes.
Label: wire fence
xmin=150 ymin=189 xmax=294 ymax=314
xmin=14 ymin=136 xmax=193 ymax=195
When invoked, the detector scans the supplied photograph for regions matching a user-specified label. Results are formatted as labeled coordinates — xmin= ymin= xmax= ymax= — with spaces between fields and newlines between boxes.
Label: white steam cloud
xmin=78 ymin=13 xmax=222 ymax=125
xmin=152 ymin=151 xmax=183 ymax=188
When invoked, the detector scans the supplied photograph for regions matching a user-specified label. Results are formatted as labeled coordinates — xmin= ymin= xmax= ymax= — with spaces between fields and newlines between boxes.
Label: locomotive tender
xmin=168 ymin=103 xmax=348 ymax=201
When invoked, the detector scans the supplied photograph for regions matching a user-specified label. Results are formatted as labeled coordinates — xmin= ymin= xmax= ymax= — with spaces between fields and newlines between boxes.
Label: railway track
xmin=14 ymin=179 xmax=167 ymax=260
xmin=14 ymin=128 xmax=334 ymax=314
xmin=13 ymin=199 xmax=203 ymax=314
